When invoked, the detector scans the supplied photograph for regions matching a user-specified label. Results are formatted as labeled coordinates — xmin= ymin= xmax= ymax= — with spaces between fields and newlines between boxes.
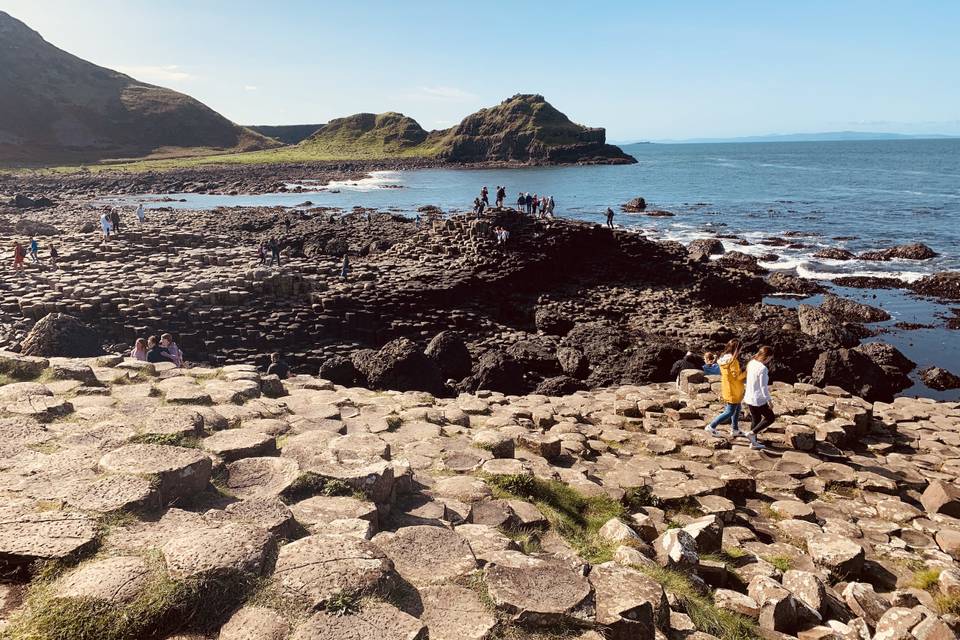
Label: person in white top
xmin=743 ymin=346 xmax=776 ymax=450
xmin=99 ymin=212 xmax=112 ymax=240
xmin=136 ymin=203 xmax=146 ymax=224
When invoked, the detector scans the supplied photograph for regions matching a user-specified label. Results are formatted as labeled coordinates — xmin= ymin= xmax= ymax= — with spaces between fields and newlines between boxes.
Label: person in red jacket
xmin=12 ymin=241 xmax=25 ymax=270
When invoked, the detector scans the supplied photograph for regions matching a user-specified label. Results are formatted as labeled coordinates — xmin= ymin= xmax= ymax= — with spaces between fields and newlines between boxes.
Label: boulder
xmin=621 ymin=197 xmax=647 ymax=212
xmin=361 ymin=338 xmax=444 ymax=395
xmin=859 ymin=243 xmax=937 ymax=261
xmin=811 ymin=348 xmax=906 ymax=402
xmin=424 ymin=331 xmax=472 ymax=381
xmin=535 ymin=375 xmax=588 ymax=396
xmin=920 ymin=366 xmax=960 ymax=391
xmin=798 ymin=305 xmax=859 ymax=347
xmin=20 ymin=313 xmax=102 ymax=358
xmin=290 ymin=602 xmax=425 ymax=640
xmin=921 ymin=480 xmax=960 ymax=517
xmin=912 ymin=271 xmax=960 ymax=301
xmin=534 ymin=306 xmax=575 ymax=336
xmin=485 ymin=559 xmax=594 ymax=626
xmin=767 ymin=273 xmax=828 ymax=295
xmin=318 ymin=355 xmax=357 ymax=386
xmin=821 ymin=295 xmax=891 ymax=323
xmin=463 ymin=350 xmax=526 ymax=395
xmin=813 ymin=247 xmax=856 ymax=261
xmin=590 ymin=561 xmax=668 ymax=640
xmin=653 ymin=529 xmax=699 ymax=569
xmin=806 ymin=533 xmax=864 ymax=578
xmin=687 ymin=238 xmax=725 ymax=262
xmin=716 ymin=251 xmax=766 ymax=274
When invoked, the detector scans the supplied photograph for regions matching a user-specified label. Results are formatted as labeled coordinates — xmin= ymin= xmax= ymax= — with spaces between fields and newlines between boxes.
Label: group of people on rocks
xmin=517 ymin=191 xmax=555 ymax=218
xmin=99 ymin=204 xmax=146 ymax=241
xmin=672 ymin=339 xmax=776 ymax=450
xmin=257 ymin=238 xmax=283 ymax=266
xmin=130 ymin=333 xmax=184 ymax=366
xmin=11 ymin=238 xmax=58 ymax=270
xmin=493 ymin=226 xmax=510 ymax=245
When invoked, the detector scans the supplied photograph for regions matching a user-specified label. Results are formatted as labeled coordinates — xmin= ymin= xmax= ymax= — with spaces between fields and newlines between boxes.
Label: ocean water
xmin=108 ymin=139 xmax=960 ymax=398
xmin=120 ymin=138 xmax=960 ymax=282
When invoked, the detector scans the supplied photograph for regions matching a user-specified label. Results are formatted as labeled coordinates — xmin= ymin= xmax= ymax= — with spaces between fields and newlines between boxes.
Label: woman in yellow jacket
xmin=705 ymin=339 xmax=747 ymax=438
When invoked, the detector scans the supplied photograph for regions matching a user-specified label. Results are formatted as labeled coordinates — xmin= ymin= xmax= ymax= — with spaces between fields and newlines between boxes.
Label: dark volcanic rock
xmin=811 ymin=348 xmax=906 ymax=402
xmin=621 ymin=197 xmax=647 ymax=212
xmin=424 ymin=331 xmax=472 ymax=381
xmin=362 ymin=338 xmax=444 ymax=395
xmin=464 ymin=350 xmax=526 ymax=395
xmin=506 ymin=339 xmax=561 ymax=377
xmin=715 ymin=251 xmax=766 ymax=274
xmin=556 ymin=347 xmax=588 ymax=378
xmin=11 ymin=194 xmax=54 ymax=208
xmin=563 ymin=322 xmax=633 ymax=368
xmin=821 ymin=295 xmax=891 ymax=323
xmin=687 ymin=239 xmax=725 ymax=262
xmin=767 ymin=273 xmax=828 ymax=296
xmin=624 ymin=343 xmax=687 ymax=384
xmin=854 ymin=342 xmax=914 ymax=394
xmin=20 ymin=313 xmax=102 ymax=358
xmin=350 ymin=349 xmax=379 ymax=386
xmin=319 ymin=355 xmax=358 ymax=386
xmin=920 ymin=367 xmax=960 ymax=391
xmin=534 ymin=376 xmax=588 ymax=396
xmin=912 ymin=272 xmax=960 ymax=301
xmin=798 ymin=305 xmax=860 ymax=348
xmin=12 ymin=218 xmax=60 ymax=236
xmin=813 ymin=248 xmax=856 ymax=261
xmin=860 ymin=243 xmax=938 ymax=261
xmin=534 ymin=306 xmax=574 ymax=336
xmin=832 ymin=276 xmax=905 ymax=290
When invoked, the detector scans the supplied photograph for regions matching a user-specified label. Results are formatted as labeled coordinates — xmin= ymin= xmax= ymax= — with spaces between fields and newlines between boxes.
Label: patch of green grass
xmin=280 ymin=474 xmax=362 ymax=504
xmin=500 ymin=527 xmax=543 ymax=555
xmin=762 ymin=555 xmax=794 ymax=573
xmin=128 ymin=432 xmax=199 ymax=448
xmin=486 ymin=474 xmax=625 ymax=564
xmin=385 ymin=415 xmax=403 ymax=432
xmin=823 ymin=482 xmax=860 ymax=499
xmin=911 ymin=568 xmax=942 ymax=592
xmin=324 ymin=590 xmax=360 ymax=617
xmin=936 ymin=594 xmax=960 ymax=616
xmin=634 ymin=564 xmax=760 ymax=640
xmin=760 ymin=503 xmax=784 ymax=521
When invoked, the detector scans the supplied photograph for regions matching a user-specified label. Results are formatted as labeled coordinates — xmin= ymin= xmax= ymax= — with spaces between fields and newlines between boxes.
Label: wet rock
xmin=687 ymin=239 xmax=725 ymax=262
xmin=716 ymin=251 xmax=766 ymax=274
xmin=912 ymin=272 xmax=960 ymax=301
xmin=920 ymin=366 xmax=960 ymax=391
xmin=622 ymin=197 xmax=647 ymax=212
xmin=813 ymin=247 xmax=856 ymax=261
xmin=860 ymin=243 xmax=938 ymax=261
xmin=20 ymin=313 xmax=102 ymax=358
xmin=767 ymin=272 xmax=828 ymax=295
xmin=821 ymin=295 xmax=891 ymax=323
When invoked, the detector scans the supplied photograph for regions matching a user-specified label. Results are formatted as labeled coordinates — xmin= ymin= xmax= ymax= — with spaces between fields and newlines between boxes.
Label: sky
xmin=3 ymin=0 xmax=959 ymax=140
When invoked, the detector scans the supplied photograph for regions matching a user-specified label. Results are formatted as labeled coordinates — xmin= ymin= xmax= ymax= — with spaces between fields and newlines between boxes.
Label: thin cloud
xmin=405 ymin=86 xmax=477 ymax=102
xmin=244 ymin=85 xmax=259 ymax=91
xmin=115 ymin=64 xmax=196 ymax=83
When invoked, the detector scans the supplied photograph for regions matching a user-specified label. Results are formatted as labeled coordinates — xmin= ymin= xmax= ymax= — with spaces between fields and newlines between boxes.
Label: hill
xmin=0 ymin=11 xmax=278 ymax=165
xmin=289 ymin=94 xmax=635 ymax=164
xmin=248 ymin=123 xmax=326 ymax=145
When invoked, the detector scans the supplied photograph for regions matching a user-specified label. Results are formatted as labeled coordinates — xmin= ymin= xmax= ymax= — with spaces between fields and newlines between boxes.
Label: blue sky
xmin=4 ymin=0 xmax=959 ymax=140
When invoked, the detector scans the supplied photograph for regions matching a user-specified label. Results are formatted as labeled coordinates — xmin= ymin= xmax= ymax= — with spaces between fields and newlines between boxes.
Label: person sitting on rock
xmin=131 ymin=338 xmax=148 ymax=361
xmin=705 ymin=340 xmax=746 ymax=439
xmin=670 ymin=351 xmax=702 ymax=387
xmin=160 ymin=333 xmax=184 ymax=367
xmin=743 ymin=345 xmax=776 ymax=450
xmin=605 ymin=207 xmax=615 ymax=229
xmin=28 ymin=237 xmax=39 ymax=263
xmin=702 ymin=352 xmax=720 ymax=375
xmin=267 ymin=352 xmax=290 ymax=380
xmin=12 ymin=241 xmax=25 ymax=270
xmin=136 ymin=203 xmax=145 ymax=224
xmin=145 ymin=335 xmax=170 ymax=364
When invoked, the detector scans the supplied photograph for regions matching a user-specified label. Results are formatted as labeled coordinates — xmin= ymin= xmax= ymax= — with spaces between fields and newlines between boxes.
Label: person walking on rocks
xmin=481 ymin=186 xmax=489 ymax=207
xmin=517 ymin=192 xmax=525 ymax=213
xmin=131 ymin=338 xmax=148 ymax=361
xmin=28 ymin=237 xmax=39 ymax=263
xmin=99 ymin=212 xmax=112 ymax=240
xmin=705 ymin=340 xmax=747 ymax=439
xmin=111 ymin=208 xmax=121 ymax=235
xmin=267 ymin=352 xmax=290 ymax=379
xmin=268 ymin=238 xmax=281 ymax=267
xmin=136 ymin=203 xmax=146 ymax=224
xmin=12 ymin=241 xmax=25 ymax=270
xmin=257 ymin=241 xmax=268 ymax=266
xmin=605 ymin=207 xmax=615 ymax=229
xmin=547 ymin=195 xmax=556 ymax=218
xmin=743 ymin=345 xmax=776 ymax=450
xmin=341 ymin=253 xmax=351 ymax=279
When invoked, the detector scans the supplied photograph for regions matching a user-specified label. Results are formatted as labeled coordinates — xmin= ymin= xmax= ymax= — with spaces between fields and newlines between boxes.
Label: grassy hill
xmin=0 ymin=11 xmax=278 ymax=166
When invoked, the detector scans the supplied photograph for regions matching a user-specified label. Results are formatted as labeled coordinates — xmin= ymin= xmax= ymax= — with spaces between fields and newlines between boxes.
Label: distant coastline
xmin=614 ymin=131 xmax=959 ymax=145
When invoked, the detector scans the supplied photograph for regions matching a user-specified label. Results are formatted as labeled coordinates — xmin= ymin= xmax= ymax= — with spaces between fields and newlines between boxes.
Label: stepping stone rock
xmin=473 ymin=430 xmax=514 ymax=458
xmin=842 ymin=582 xmax=889 ymax=627
xmin=290 ymin=601 xmax=425 ymax=640
xmin=590 ymin=561 xmax=668 ymax=639
xmin=0 ymin=506 xmax=98 ymax=572
xmin=201 ymin=428 xmax=276 ymax=461
xmin=162 ymin=523 xmax=273 ymax=580
xmin=224 ymin=456 xmax=300 ymax=500
xmin=220 ymin=605 xmax=290 ymax=640
xmin=66 ymin=474 xmax=156 ymax=513
xmin=219 ymin=496 xmax=295 ymax=538
xmin=273 ymin=534 xmax=395 ymax=609
xmin=418 ymin=584 xmax=498 ymax=640
xmin=654 ymin=529 xmax=699 ymax=569
xmin=290 ymin=495 xmax=379 ymax=533
xmin=372 ymin=525 xmax=476 ymax=587
xmin=98 ymin=444 xmax=212 ymax=505
xmin=139 ymin=408 xmax=204 ymax=439
xmin=432 ymin=476 xmax=492 ymax=503
xmin=327 ymin=433 xmax=391 ymax=465
xmin=55 ymin=555 xmax=152 ymax=603
xmin=807 ymin=533 xmax=864 ymax=578
xmin=163 ymin=386 xmax=212 ymax=405
xmin=921 ymin=480 xmax=960 ymax=518
xmin=485 ymin=559 xmax=594 ymax=626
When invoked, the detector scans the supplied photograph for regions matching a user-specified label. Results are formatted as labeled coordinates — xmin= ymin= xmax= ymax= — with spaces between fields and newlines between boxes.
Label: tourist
xmin=28 ymin=237 xmax=39 ymax=263
xmin=130 ymin=338 xmax=148 ymax=361
xmin=524 ymin=193 xmax=533 ymax=214
xmin=481 ymin=186 xmax=489 ymax=206
xmin=473 ymin=197 xmax=482 ymax=215
xmin=704 ymin=340 xmax=747 ymax=438
xmin=268 ymin=238 xmax=281 ymax=267
xmin=257 ymin=241 xmax=268 ymax=265
xmin=145 ymin=335 xmax=169 ymax=364
xmin=702 ymin=352 xmax=720 ymax=375
xmin=341 ymin=254 xmax=351 ymax=279
xmin=12 ymin=241 xmax=25 ymax=270
xmin=99 ymin=212 xmax=112 ymax=239
xmin=605 ymin=207 xmax=615 ymax=229
xmin=111 ymin=208 xmax=121 ymax=235
xmin=160 ymin=333 xmax=184 ymax=367
xmin=414 ymin=214 xmax=421 ymax=228
xmin=670 ymin=350 xmax=702 ymax=387
xmin=267 ymin=352 xmax=290 ymax=379
xmin=136 ymin=203 xmax=145 ymax=224
xmin=496 ymin=186 xmax=506 ymax=208
xmin=477 ymin=198 xmax=486 ymax=216
xmin=517 ymin=192 xmax=525 ymax=212
xmin=49 ymin=244 xmax=59 ymax=269
xmin=532 ymin=194 xmax=540 ymax=216
xmin=743 ymin=346 xmax=776 ymax=450
xmin=548 ymin=195 xmax=556 ymax=217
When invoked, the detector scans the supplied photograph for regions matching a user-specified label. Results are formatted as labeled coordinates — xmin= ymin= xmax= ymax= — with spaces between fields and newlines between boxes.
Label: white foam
xmin=284 ymin=170 xmax=404 ymax=193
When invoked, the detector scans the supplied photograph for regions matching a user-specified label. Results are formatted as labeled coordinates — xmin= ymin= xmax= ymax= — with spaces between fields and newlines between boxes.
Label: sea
xmin=108 ymin=139 xmax=960 ymax=399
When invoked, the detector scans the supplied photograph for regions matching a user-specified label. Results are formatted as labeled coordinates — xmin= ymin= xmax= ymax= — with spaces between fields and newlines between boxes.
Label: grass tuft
xmin=324 ymin=590 xmax=360 ymax=617
xmin=762 ymin=555 xmax=794 ymax=573
xmin=912 ymin=568 xmax=942 ymax=592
